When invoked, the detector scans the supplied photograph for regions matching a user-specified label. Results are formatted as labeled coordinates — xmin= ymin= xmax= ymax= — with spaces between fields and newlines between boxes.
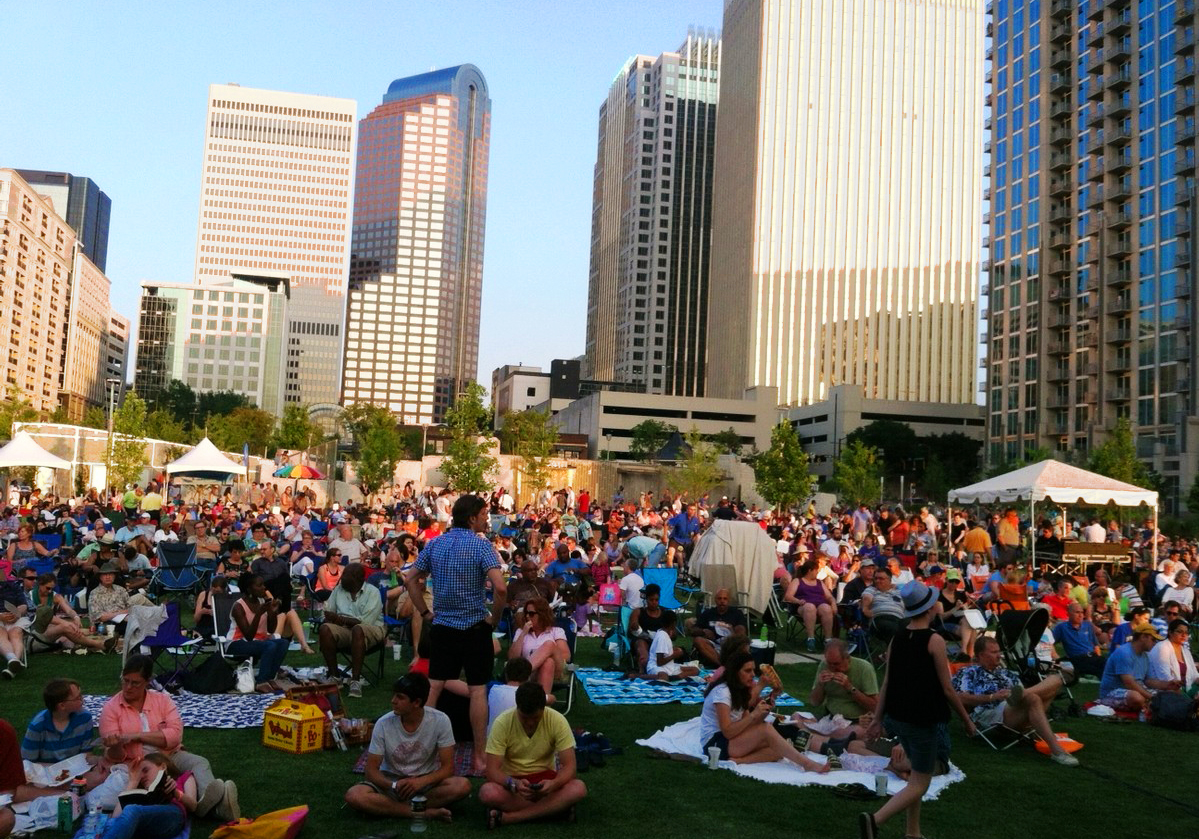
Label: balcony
xmin=1181 ymin=314 xmax=1194 ymax=330
xmin=1087 ymin=103 xmax=1107 ymax=128
xmin=1108 ymin=236 xmax=1133 ymax=257
xmin=1179 ymin=0 xmax=1196 ymax=26
xmin=1108 ymin=96 xmax=1132 ymax=118
xmin=1106 ymin=297 xmax=1133 ymax=315
xmin=1050 ymin=150 xmax=1074 ymax=171
xmin=1048 ymin=366 xmax=1071 ymax=383
xmin=1086 ymin=50 xmax=1108 ymax=75
xmin=1107 ymin=268 xmax=1133 ymax=286
xmin=1083 ymin=303 xmax=1101 ymax=319
xmin=1086 ymin=131 xmax=1107 ymax=155
xmin=1087 ymin=22 xmax=1106 ymax=47
xmin=1179 ymin=154 xmax=1198 ymax=177
xmin=1178 ymin=30 xmax=1197 ymax=56
xmin=1047 ymin=393 xmax=1072 ymax=409
xmin=1086 ymin=185 xmax=1106 ymax=208
xmin=1048 ymin=259 xmax=1072 ymax=276
xmin=1048 ymin=231 xmax=1072 ymax=250
xmin=1053 ymin=21 xmax=1076 ymax=43
xmin=1179 ymin=281 xmax=1193 ymax=299
xmin=1047 ymin=310 xmax=1072 ymax=329
xmin=1088 ymin=157 xmax=1106 ymax=181
xmin=1050 ymin=100 xmax=1074 ymax=120
xmin=1107 ymin=386 xmax=1132 ymax=400
xmin=1050 ymin=202 xmax=1073 ymax=222
xmin=1049 ymin=285 xmax=1070 ymax=301
xmin=1108 ymin=150 xmax=1133 ymax=172
xmin=1087 ymin=80 xmax=1107 ymax=101
xmin=1109 ymin=210 xmax=1133 ymax=229
xmin=1180 ymin=122 xmax=1198 ymax=145
xmin=1049 ymin=125 xmax=1073 ymax=146
xmin=1105 ymin=327 xmax=1132 ymax=344
xmin=1179 ymin=89 xmax=1198 ymax=116
xmin=1106 ymin=41 xmax=1132 ymax=63
xmin=1048 ymin=340 xmax=1072 ymax=355
xmin=1084 ymin=0 xmax=1102 ymax=19
xmin=1108 ymin=180 xmax=1132 ymax=202
xmin=1105 ymin=357 xmax=1132 ymax=373
xmin=1181 ymin=59 xmax=1198 ymax=85
xmin=1105 ymin=67 xmax=1132 ymax=89
xmin=1106 ymin=125 xmax=1133 ymax=146
xmin=1083 ymin=361 xmax=1101 ymax=376
xmin=1051 ymin=48 xmax=1073 ymax=69
xmin=1049 ymin=175 xmax=1073 ymax=197
xmin=1179 ymin=378 xmax=1193 ymax=393
xmin=1179 ymin=249 xmax=1193 ymax=268
xmin=1081 ymin=331 xmax=1100 ymax=347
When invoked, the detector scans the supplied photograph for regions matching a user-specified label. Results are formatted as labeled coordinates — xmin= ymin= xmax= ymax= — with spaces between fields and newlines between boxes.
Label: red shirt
xmin=0 ymin=719 xmax=27 ymax=792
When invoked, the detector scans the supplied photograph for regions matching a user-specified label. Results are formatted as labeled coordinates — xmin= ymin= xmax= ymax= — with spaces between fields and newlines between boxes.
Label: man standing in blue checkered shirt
xmin=405 ymin=494 xmax=507 ymax=775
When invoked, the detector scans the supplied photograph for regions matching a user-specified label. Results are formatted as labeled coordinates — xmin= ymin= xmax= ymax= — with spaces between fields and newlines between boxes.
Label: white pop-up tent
xmin=947 ymin=459 xmax=1159 ymax=568
xmin=0 ymin=431 xmax=72 ymax=500
xmin=164 ymin=437 xmax=247 ymax=481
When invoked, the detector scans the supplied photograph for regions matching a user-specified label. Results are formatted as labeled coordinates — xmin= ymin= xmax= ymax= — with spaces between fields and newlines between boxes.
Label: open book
xmin=23 ymin=753 xmax=92 ymax=787
xmin=117 ymin=768 xmax=169 ymax=808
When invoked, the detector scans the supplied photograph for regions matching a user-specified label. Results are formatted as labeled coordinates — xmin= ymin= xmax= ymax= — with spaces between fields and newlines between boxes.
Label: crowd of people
xmin=2 ymin=477 xmax=1198 ymax=836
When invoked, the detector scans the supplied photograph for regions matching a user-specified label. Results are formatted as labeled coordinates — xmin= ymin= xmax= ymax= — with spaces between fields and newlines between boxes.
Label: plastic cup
xmin=707 ymin=745 xmax=721 ymax=769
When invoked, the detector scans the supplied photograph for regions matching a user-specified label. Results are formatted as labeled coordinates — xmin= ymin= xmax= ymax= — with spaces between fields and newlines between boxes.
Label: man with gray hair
xmin=686 ymin=588 xmax=747 ymax=667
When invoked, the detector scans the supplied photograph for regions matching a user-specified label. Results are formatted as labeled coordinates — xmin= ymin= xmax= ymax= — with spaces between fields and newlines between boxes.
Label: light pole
xmin=104 ymin=378 xmax=120 ymax=495
xmin=604 ymin=433 xmax=612 ymax=461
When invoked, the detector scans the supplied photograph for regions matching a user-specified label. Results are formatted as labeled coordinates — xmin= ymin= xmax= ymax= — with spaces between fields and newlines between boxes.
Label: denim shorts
xmin=884 ymin=716 xmax=950 ymax=775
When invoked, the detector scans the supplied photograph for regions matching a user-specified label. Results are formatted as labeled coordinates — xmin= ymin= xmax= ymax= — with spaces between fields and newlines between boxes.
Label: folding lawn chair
xmin=552 ymin=614 xmax=579 ymax=714
xmin=995 ymin=606 xmax=1079 ymax=715
xmin=641 ymin=567 xmax=683 ymax=610
xmin=140 ymin=601 xmax=203 ymax=689
xmin=152 ymin=542 xmax=205 ymax=603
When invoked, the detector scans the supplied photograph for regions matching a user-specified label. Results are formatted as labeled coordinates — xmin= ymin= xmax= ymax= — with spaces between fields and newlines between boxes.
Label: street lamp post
xmin=104 ymin=378 xmax=120 ymax=496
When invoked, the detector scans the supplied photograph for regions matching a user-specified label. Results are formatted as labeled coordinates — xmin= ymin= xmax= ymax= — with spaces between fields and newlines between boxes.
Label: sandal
xmin=832 ymin=783 xmax=876 ymax=801
xmin=487 ymin=809 xmax=502 ymax=830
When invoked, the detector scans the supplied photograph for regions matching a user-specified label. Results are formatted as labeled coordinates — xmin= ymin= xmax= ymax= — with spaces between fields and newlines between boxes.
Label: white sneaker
xmin=348 ymin=679 xmax=362 ymax=698
xmin=1050 ymin=750 xmax=1079 ymax=767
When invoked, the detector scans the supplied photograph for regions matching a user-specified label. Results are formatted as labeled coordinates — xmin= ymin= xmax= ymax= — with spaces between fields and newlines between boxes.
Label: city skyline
xmin=3 ymin=1 xmax=724 ymax=391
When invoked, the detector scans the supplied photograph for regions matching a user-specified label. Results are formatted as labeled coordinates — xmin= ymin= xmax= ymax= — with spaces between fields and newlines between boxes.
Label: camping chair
xmin=309 ymin=520 xmax=329 ymax=539
xmin=641 ymin=567 xmax=683 ymax=610
xmin=611 ymin=605 xmax=636 ymax=672
xmin=140 ymin=602 xmax=202 ymax=689
xmin=367 ymin=572 xmax=412 ymax=661
xmin=211 ymin=592 xmax=248 ymax=662
xmin=995 ymin=606 xmax=1080 ymax=715
xmin=0 ymin=580 xmax=28 ymax=670
xmin=766 ymin=587 xmax=799 ymax=642
xmin=32 ymin=534 xmax=62 ymax=554
xmin=552 ymin=614 xmax=579 ymax=714
xmin=975 ymin=709 xmax=1040 ymax=751
xmin=151 ymin=542 xmax=205 ymax=603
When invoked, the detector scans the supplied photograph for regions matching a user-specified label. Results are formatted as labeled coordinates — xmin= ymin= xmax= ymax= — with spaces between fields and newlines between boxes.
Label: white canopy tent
xmin=0 ymin=431 xmax=71 ymax=501
xmin=947 ymin=460 xmax=1159 ymax=568
xmin=164 ymin=437 xmax=247 ymax=481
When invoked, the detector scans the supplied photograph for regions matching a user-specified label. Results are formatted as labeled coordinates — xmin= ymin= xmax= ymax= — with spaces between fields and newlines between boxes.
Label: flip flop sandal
xmin=826 ymin=753 xmax=843 ymax=771
xmin=487 ymin=809 xmax=503 ymax=830
xmin=791 ymin=730 xmax=813 ymax=751
xmin=833 ymin=783 xmax=877 ymax=800
xmin=858 ymin=811 xmax=880 ymax=839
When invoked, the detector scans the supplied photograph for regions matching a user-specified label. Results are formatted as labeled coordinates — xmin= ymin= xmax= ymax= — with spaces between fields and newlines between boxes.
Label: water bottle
xmin=410 ymin=794 xmax=427 ymax=832
xmin=80 ymin=807 xmax=103 ymax=839
xmin=327 ymin=710 xmax=347 ymax=751
xmin=759 ymin=624 xmax=769 ymax=643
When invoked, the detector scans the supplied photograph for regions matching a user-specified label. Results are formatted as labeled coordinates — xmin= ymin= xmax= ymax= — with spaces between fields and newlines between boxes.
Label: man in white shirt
xmin=328 ymin=523 xmax=367 ymax=563
xmin=619 ymin=558 xmax=645 ymax=610
xmin=1082 ymin=519 xmax=1107 ymax=543
xmin=819 ymin=526 xmax=846 ymax=561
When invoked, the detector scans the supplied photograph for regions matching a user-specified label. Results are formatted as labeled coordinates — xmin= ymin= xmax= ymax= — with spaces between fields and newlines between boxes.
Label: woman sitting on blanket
xmin=698 ymin=649 xmax=828 ymax=773
xmin=100 ymin=752 xmax=197 ymax=839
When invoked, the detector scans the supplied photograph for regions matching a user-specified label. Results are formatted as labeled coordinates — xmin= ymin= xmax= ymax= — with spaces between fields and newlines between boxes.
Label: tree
xmin=159 ymin=379 xmax=197 ymax=424
xmin=208 ymin=407 xmax=275 ymax=455
xmin=272 ymin=404 xmax=322 ymax=452
xmin=48 ymin=405 xmax=70 ymax=424
xmin=666 ymin=429 xmax=725 ymax=501
xmin=628 ymin=419 xmax=676 ymax=462
xmin=499 ymin=409 xmax=559 ymax=495
xmin=82 ymin=406 xmax=107 ymax=430
xmin=846 ymin=419 xmax=920 ymax=478
xmin=341 ymin=403 xmax=395 ymax=450
xmin=356 ymin=422 xmax=403 ymax=499
xmin=920 ymin=454 xmax=952 ymax=503
xmin=195 ymin=390 xmax=252 ymax=426
xmin=0 ymin=385 xmax=38 ymax=440
xmin=144 ymin=409 xmax=190 ymax=444
xmin=109 ymin=392 xmax=148 ymax=489
xmin=923 ymin=432 xmax=983 ymax=487
xmin=984 ymin=445 xmax=1053 ymax=478
xmin=751 ymin=421 xmax=815 ymax=512
xmin=439 ymin=382 xmax=498 ymax=492
xmin=708 ymin=427 xmax=744 ymax=456
xmin=1089 ymin=417 xmax=1156 ymax=487
xmin=831 ymin=440 xmax=884 ymax=506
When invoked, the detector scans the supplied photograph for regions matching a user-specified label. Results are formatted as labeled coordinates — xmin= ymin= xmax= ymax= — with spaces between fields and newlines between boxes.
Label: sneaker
xmin=348 ymin=679 xmax=362 ymax=698
xmin=196 ymin=779 xmax=225 ymax=816
xmin=806 ymin=638 xmax=817 ymax=652
xmin=214 ymin=780 xmax=240 ymax=821
xmin=1050 ymin=750 xmax=1080 ymax=767
xmin=1 ymin=663 xmax=12 ymax=680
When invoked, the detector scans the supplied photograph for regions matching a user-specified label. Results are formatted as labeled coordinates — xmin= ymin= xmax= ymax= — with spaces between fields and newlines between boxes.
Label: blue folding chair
xmin=642 ymin=567 xmax=683 ymax=610
xmin=309 ymin=520 xmax=329 ymax=539
xmin=151 ymin=542 xmax=205 ymax=603
xmin=33 ymin=533 xmax=62 ymax=553
xmin=141 ymin=602 xmax=203 ymax=689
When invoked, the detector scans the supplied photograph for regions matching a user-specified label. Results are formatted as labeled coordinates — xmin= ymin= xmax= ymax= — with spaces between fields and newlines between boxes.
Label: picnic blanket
xmin=83 ymin=689 xmax=279 ymax=728
xmin=637 ymin=718 xmax=966 ymax=799
xmin=576 ymin=667 xmax=803 ymax=707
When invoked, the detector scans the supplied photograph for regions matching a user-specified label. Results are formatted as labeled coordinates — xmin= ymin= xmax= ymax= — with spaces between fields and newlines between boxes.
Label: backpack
xmin=179 ymin=653 xmax=237 ymax=695
xmin=1149 ymin=690 xmax=1199 ymax=731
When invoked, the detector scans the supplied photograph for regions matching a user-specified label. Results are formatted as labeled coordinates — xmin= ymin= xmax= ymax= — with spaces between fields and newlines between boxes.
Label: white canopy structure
xmin=688 ymin=520 xmax=777 ymax=615
xmin=164 ymin=437 xmax=247 ymax=480
xmin=947 ymin=459 xmax=1158 ymax=568
xmin=0 ymin=431 xmax=72 ymax=471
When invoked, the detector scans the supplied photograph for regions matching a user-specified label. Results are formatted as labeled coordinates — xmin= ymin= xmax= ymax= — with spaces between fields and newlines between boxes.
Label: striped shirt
xmin=21 ymin=710 xmax=99 ymax=763
xmin=414 ymin=527 xmax=500 ymax=630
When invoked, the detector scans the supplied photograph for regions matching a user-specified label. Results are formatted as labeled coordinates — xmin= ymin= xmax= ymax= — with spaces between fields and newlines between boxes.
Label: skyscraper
xmin=583 ymin=31 xmax=721 ymax=396
xmin=987 ymin=0 xmax=1199 ymax=510
xmin=193 ymin=84 xmax=355 ymax=409
xmin=706 ymin=0 xmax=985 ymax=407
xmin=15 ymin=169 xmax=111 ymax=272
xmin=342 ymin=65 xmax=490 ymax=424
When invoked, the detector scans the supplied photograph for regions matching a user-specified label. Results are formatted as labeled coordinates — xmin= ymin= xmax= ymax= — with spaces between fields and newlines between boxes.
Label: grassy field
xmin=3 ymin=623 xmax=1198 ymax=839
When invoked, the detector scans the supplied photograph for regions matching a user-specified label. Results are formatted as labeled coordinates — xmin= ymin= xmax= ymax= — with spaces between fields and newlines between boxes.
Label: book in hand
xmin=117 ymin=769 xmax=170 ymax=808
xmin=22 ymin=753 xmax=92 ymax=787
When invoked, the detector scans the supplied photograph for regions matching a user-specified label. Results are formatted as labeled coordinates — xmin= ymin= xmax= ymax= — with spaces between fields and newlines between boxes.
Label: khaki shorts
xmin=324 ymin=622 xmax=387 ymax=648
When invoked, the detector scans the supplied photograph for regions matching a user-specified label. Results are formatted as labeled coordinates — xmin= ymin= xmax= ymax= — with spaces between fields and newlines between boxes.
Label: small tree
xmin=207 ymin=407 xmax=275 ymax=456
xmin=500 ymin=409 xmax=559 ymax=496
xmin=1089 ymin=417 xmax=1155 ymax=487
xmin=272 ymin=404 xmax=321 ymax=452
xmin=0 ymin=385 xmax=38 ymax=440
xmin=109 ymin=391 xmax=148 ymax=489
xmin=666 ymin=429 xmax=724 ymax=501
xmin=82 ymin=406 xmax=107 ymax=430
xmin=709 ymin=427 xmax=744 ymax=456
xmin=144 ymin=409 xmax=190 ymax=444
xmin=628 ymin=419 xmax=675 ymax=462
xmin=831 ymin=440 xmax=884 ymax=506
xmin=356 ymin=421 xmax=403 ymax=500
xmin=439 ymin=382 xmax=498 ymax=492
xmin=751 ymin=421 xmax=815 ymax=512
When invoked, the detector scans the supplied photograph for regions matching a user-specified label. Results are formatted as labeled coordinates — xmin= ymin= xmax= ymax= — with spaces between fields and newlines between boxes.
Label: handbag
xmin=598 ymin=583 xmax=621 ymax=607
xmin=235 ymin=660 xmax=255 ymax=693
xmin=180 ymin=653 xmax=236 ymax=695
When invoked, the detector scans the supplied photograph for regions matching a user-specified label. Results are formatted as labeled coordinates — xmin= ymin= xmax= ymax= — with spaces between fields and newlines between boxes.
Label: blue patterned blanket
xmin=84 ymin=690 xmax=279 ymax=728
xmin=575 ymin=667 xmax=803 ymax=707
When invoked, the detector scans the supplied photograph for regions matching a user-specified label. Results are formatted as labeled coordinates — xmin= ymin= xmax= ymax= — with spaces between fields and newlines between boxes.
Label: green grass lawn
xmin=4 ymin=626 xmax=1198 ymax=839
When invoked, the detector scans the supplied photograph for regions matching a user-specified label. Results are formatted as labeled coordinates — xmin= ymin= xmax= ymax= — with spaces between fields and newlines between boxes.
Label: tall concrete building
xmin=193 ymin=84 xmax=355 ymax=409
xmin=583 ymin=31 xmax=721 ymax=396
xmin=105 ymin=312 xmax=130 ymax=396
xmin=15 ymin=169 xmax=111 ymax=272
xmin=342 ymin=66 xmax=490 ymax=424
xmin=134 ymin=274 xmax=289 ymax=416
xmin=0 ymin=170 xmax=73 ymax=415
xmin=706 ymin=0 xmax=985 ymax=408
xmin=987 ymin=0 xmax=1199 ymax=511
xmin=59 ymin=250 xmax=118 ymax=421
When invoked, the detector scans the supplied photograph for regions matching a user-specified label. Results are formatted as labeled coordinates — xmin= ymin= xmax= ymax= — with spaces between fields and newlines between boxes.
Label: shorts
xmin=1098 ymin=688 xmax=1152 ymax=711
xmin=884 ymin=716 xmax=950 ymax=776
xmin=973 ymin=704 xmax=1005 ymax=728
xmin=323 ymin=622 xmax=387 ymax=649
xmin=428 ymin=620 xmax=494 ymax=685
xmin=514 ymin=769 xmax=557 ymax=785
xmin=702 ymin=732 xmax=730 ymax=760
xmin=356 ymin=777 xmax=435 ymax=801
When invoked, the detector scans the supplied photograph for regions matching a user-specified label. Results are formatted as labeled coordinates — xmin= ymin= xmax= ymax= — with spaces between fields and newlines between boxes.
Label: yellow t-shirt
xmin=486 ymin=706 xmax=574 ymax=776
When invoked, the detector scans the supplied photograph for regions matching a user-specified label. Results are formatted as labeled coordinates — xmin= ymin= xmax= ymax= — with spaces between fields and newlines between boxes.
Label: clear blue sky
xmin=4 ymin=0 xmax=724 ymax=391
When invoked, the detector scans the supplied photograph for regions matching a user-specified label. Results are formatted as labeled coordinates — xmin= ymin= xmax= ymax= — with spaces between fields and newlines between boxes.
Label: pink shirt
xmin=98 ymin=689 xmax=184 ymax=765
xmin=514 ymin=626 xmax=566 ymax=662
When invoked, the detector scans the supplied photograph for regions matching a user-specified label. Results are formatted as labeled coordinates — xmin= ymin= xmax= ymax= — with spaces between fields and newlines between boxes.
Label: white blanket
xmin=636 ymin=718 xmax=966 ymax=800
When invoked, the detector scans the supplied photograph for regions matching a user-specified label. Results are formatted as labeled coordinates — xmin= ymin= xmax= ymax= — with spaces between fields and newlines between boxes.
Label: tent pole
xmin=946 ymin=503 xmax=953 ymax=565
xmin=1152 ymin=503 xmax=1158 ymax=571
xmin=1030 ymin=499 xmax=1036 ymax=572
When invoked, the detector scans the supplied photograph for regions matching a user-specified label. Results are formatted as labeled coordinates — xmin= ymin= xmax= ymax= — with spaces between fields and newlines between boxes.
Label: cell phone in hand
xmin=529 ymin=782 xmax=543 ymax=790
